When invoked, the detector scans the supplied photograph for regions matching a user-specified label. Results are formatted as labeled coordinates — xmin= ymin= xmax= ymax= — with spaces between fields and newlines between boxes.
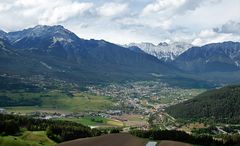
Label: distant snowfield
xmin=124 ymin=42 xmax=193 ymax=61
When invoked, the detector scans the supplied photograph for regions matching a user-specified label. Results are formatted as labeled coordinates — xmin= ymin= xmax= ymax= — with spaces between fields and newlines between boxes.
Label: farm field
xmin=3 ymin=91 xmax=115 ymax=113
xmin=57 ymin=116 xmax=124 ymax=127
xmin=57 ymin=133 xmax=147 ymax=146
xmin=115 ymin=114 xmax=148 ymax=127
xmin=41 ymin=92 xmax=115 ymax=112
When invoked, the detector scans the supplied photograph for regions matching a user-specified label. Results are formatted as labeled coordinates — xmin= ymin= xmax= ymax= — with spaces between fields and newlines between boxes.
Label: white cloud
xmin=14 ymin=0 xmax=44 ymax=7
xmin=0 ymin=0 xmax=93 ymax=29
xmin=39 ymin=2 xmax=93 ymax=25
xmin=97 ymin=2 xmax=128 ymax=17
xmin=0 ymin=0 xmax=239 ymax=45
xmin=142 ymin=0 xmax=186 ymax=16
xmin=0 ymin=2 xmax=11 ymax=12
xmin=173 ymin=0 xmax=240 ymax=31
xmin=192 ymin=29 xmax=240 ymax=46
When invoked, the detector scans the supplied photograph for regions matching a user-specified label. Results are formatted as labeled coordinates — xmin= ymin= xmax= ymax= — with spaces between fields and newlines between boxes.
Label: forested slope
xmin=166 ymin=85 xmax=240 ymax=123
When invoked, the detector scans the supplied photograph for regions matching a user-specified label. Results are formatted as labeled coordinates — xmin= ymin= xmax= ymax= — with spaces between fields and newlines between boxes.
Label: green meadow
xmin=0 ymin=131 xmax=56 ymax=146
xmin=3 ymin=90 xmax=115 ymax=113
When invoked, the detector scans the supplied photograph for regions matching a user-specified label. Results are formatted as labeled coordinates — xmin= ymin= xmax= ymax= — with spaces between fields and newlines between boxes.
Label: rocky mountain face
xmin=1 ymin=25 xmax=240 ymax=86
xmin=0 ymin=38 xmax=15 ymax=55
xmin=125 ymin=42 xmax=193 ymax=61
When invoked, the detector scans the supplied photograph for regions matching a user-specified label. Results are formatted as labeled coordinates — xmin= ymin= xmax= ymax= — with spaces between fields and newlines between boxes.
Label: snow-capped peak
xmin=125 ymin=42 xmax=193 ymax=61
xmin=28 ymin=25 xmax=72 ymax=37
xmin=52 ymin=37 xmax=73 ymax=43
xmin=7 ymin=25 xmax=80 ymax=44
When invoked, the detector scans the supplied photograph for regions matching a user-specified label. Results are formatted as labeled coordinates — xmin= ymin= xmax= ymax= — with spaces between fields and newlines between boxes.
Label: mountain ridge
xmin=1 ymin=25 xmax=240 ymax=87
xmin=0 ymin=25 xmax=177 ymax=85
xmin=125 ymin=42 xmax=193 ymax=61
xmin=174 ymin=41 xmax=240 ymax=72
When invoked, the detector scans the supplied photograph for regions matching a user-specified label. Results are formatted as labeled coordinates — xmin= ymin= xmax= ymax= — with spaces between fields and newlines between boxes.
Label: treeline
xmin=0 ymin=114 xmax=101 ymax=142
xmin=0 ymin=119 xmax=20 ymax=135
xmin=0 ymin=76 xmax=41 ymax=92
xmin=47 ymin=125 xmax=100 ymax=142
xmin=166 ymin=85 xmax=240 ymax=124
xmin=130 ymin=129 xmax=240 ymax=146
xmin=191 ymin=126 xmax=218 ymax=135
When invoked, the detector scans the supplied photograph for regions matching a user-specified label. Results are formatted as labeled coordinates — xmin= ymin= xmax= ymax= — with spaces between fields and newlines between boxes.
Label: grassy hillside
xmin=0 ymin=114 xmax=103 ymax=143
xmin=166 ymin=85 xmax=240 ymax=124
xmin=0 ymin=131 xmax=56 ymax=146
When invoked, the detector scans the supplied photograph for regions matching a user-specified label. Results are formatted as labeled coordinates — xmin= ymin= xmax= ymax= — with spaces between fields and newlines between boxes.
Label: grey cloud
xmin=214 ymin=21 xmax=240 ymax=35
xmin=176 ymin=0 xmax=223 ymax=14
xmin=176 ymin=0 xmax=205 ymax=14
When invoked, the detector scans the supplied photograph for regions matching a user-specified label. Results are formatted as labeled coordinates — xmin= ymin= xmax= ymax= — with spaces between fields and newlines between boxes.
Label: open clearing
xmin=57 ymin=133 xmax=147 ymax=146
xmin=115 ymin=114 xmax=148 ymax=127
xmin=58 ymin=116 xmax=124 ymax=127
xmin=178 ymin=122 xmax=206 ymax=133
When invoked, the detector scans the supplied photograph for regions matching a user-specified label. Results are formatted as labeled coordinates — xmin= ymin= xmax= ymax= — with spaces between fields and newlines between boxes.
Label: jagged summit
xmin=7 ymin=25 xmax=78 ymax=42
xmin=125 ymin=42 xmax=193 ymax=61
xmin=3 ymin=25 xmax=83 ymax=52
xmin=158 ymin=42 xmax=168 ymax=46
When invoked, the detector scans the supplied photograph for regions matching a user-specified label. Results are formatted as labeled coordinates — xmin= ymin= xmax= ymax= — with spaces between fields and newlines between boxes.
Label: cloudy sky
xmin=0 ymin=0 xmax=239 ymax=45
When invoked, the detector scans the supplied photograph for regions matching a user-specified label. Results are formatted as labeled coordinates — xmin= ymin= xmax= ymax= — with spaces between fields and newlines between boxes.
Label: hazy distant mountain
xmin=0 ymin=25 xmax=176 ymax=84
xmin=174 ymin=41 xmax=240 ymax=72
xmin=125 ymin=42 xmax=193 ymax=61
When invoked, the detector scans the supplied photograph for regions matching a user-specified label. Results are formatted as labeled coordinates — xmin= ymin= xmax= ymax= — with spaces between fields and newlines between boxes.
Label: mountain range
xmin=173 ymin=42 xmax=240 ymax=72
xmin=0 ymin=25 xmax=240 ymax=87
xmin=0 ymin=25 xmax=176 ymax=85
xmin=125 ymin=42 xmax=193 ymax=61
xmin=126 ymin=41 xmax=240 ymax=84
